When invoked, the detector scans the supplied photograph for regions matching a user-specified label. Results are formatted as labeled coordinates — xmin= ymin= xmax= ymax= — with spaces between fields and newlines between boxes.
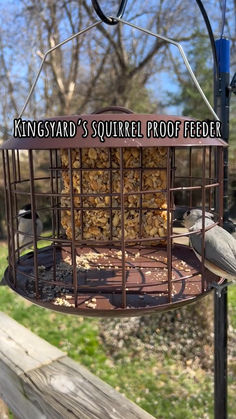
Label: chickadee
xmin=183 ymin=209 xmax=236 ymax=281
xmin=0 ymin=204 xmax=43 ymax=287
xmin=16 ymin=203 xmax=43 ymax=251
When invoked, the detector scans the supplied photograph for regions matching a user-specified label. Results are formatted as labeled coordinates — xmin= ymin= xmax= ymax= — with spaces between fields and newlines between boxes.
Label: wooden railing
xmin=0 ymin=312 xmax=154 ymax=419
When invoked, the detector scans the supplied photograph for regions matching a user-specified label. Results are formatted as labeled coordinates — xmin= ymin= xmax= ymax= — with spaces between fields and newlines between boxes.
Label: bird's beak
xmin=173 ymin=207 xmax=188 ymax=227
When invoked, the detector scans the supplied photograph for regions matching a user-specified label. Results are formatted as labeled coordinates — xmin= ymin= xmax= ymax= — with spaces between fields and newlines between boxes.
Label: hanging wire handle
xmin=91 ymin=0 xmax=128 ymax=25
xmin=17 ymin=16 xmax=219 ymax=120
xmin=114 ymin=17 xmax=219 ymax=120
xmin=18 ymin=21 xmax=101 ymax=118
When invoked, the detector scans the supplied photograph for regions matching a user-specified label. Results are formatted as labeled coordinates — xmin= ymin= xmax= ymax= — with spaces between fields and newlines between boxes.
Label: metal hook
xmin=211 ymin=281 xmax=233 ymax=298
xmin=91 ymin=0 xmax=128 ymax=25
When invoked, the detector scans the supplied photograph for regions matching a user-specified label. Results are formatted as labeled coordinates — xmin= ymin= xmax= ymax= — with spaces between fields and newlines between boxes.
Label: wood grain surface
xmin=0 ymin=312 xmax=154 ymax=419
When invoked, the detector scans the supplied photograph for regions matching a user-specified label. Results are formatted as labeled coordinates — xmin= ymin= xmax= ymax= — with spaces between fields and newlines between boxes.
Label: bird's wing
xmin=217 ymin=226 xmax=236 ymax=258
xmin=190 ymin=226 xmax=236 ymax=276
xmin=213 ymin=226 xmax=236 ymax=258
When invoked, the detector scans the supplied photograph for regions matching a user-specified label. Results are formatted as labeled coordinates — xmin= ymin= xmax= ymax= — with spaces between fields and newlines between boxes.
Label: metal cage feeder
xmin=1 ymin=107 xmax=227 ymax=316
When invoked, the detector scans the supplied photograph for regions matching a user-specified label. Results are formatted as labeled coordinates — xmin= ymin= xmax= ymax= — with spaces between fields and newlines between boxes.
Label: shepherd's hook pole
xmin=214 ymin=37 xmax=230 ymax=419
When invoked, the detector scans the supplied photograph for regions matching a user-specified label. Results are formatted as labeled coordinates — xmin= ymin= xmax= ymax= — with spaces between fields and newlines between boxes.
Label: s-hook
xmin=91 ymin=0 xmax=128 ymax=25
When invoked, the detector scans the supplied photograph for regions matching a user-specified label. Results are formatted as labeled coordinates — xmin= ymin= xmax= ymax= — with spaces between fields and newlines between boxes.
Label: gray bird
xmin=183 ymin=209 xmax=236 ymax=281
xmin=16 ymin=203 xmax=43 ymax=252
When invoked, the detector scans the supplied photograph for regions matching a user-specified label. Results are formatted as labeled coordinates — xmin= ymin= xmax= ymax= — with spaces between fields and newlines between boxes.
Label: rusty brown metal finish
xmin=11 ymin=219 xmax=220 ymax=245
xmin=28 ymin=150 xmax=39 ymax=298
xmin=170 ymin=148 xmax=175 ymax=239
xmin=92 ymin=106 xmax=134 ymax=114
xmin=189 ymin=148 xmax=193 ymax=208
xmin=167 ymin=148 xmax=172 ymax=302
xmin=49 ymin=150 xmax=56 ymax=283
xmin=219 ymin=147 xmax=224 ymax=227
xmin=3 ymin=244 xmax=225 ymax=317
xmin=139 ymin=147 xmax=143 ymax=238
xmin=109 ymin=148 xmax=113 ymax=241
xmin=16 ymin=149 xmax=21 ymax=182
xmin=79 ymin=148 xmax=84 ymax=240
xmin=6 ymin=151 xmax=17 ymax=287
xmin=54 ymin=150 xmax=60 ymax=239
xmin=12 ymin=151 xmax=20 ymax=261
xmin=1 ymin=109 xmax=227 ymax=316
xmin=68 ymin=149 xmax=78 ymax=307
xmin=1 ymin=114 xmax=227 ymax=150
xmin=2 ymin=150 xmax=12 ymax=276
xmin=10 ymin=181 xmax=220 ymax=197
xmin=209 ymin=146 xmax=212 ymax=210
xmin=120 ymin=147 xmax=127 ymax=308
xmin=201 ymin=147 xmax=206 ymax=293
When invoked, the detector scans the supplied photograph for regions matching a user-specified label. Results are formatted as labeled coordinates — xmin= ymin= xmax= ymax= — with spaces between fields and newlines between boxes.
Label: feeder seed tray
xmin=3 ymin=244 xmax=224 ymax=317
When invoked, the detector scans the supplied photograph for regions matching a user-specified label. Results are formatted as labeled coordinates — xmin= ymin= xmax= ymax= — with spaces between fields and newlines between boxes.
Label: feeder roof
xmin=1 ymin=114 xmax=227 ymax=150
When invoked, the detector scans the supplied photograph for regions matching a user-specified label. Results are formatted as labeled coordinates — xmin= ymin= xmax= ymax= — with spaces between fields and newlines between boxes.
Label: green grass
xmin=0 ymin=241 xmax=235 ymax=418
xmin=228 ymin=285 xmax=236 ymax=329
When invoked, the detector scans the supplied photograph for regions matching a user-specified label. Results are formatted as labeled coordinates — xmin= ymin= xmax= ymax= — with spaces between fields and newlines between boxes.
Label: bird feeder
xmin=1 ymin=105 xmax=227 ymax=316
xmin=0 ymin=16 xmax=228 ymax=317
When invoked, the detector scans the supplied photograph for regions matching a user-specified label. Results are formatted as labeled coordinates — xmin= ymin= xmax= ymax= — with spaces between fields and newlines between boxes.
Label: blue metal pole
xmin=214 ymin=37 xmax=230 ymax=419
xmin=215 ymin=38 xmax=230 ymax=221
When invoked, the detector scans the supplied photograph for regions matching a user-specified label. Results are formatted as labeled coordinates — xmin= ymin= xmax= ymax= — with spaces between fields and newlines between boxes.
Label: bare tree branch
xmin=0 ymin=37 xmax=18 ymax=115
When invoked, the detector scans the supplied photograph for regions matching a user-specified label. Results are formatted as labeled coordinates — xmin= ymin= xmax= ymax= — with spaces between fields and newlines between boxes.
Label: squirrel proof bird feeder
xmin=1 ymin=17 xmax=227 ymax=317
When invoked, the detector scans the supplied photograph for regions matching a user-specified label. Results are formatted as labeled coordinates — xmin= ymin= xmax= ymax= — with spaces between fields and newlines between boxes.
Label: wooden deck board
xmin=0 ymin=312 xmax=154 ymax=419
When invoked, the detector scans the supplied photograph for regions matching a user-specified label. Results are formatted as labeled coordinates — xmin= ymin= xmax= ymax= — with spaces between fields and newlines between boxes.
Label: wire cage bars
xmin=1 ymin=110 xmax=227 ymax=316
